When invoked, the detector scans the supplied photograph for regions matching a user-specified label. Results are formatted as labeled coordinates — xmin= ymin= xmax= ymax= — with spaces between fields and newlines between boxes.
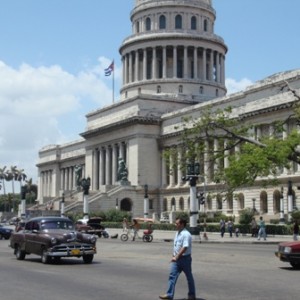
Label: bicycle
xmin=120 ymin=228 xmax=153 ymax=242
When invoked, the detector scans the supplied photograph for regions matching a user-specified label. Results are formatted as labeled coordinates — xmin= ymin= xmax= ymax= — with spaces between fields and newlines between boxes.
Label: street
xmin=0 ymin=238 xmax=299 ymax=300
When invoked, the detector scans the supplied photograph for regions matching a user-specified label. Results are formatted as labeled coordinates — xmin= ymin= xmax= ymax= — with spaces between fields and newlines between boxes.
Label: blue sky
xmin=0 ymin=0 xmax=299 ymax=188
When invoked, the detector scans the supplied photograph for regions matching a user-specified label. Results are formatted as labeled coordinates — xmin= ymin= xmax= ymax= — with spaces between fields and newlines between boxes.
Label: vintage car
xmin=10 ymin=216 xmax=97 ymax=264
xmin=0 ymin=224 xmax=13 ymax=240
xmin=75 ymin=217 xmax=108 ymax=238
xmin=275 ymin=241 xmax=300 ymax=269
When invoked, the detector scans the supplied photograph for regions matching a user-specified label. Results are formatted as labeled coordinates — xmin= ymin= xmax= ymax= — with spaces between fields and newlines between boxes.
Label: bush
xmin=239 ymin=208 xmax=255 ymax=225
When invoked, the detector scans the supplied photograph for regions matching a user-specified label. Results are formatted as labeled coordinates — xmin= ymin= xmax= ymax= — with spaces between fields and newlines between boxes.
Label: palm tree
xmin=15 ymin=168 xmax=27 ymax=194
xmin=6 ymin=166 xmax=18 ymax=212
xmin=0 ymin=166 xmax=7 ymax=195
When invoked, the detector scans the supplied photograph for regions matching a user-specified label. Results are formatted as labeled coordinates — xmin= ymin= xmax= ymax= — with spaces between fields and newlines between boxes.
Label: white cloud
xmin=0 ymin=58 xmax=116 ymax=188
xmin=225 ymin=77 xmax=253 ymax=95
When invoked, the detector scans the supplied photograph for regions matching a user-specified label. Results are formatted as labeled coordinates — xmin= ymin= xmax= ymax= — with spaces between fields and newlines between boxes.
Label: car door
xmin=24 ymin=221 xmax=42 ymax=255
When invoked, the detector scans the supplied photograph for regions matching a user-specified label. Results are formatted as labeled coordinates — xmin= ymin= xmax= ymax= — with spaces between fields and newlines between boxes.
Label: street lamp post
xmin=182 ymin=160 xmax=200 ymax=241
xmin=61 ymin=192 xmax=65 ymax=217
xmin=288 ymin=180 xmax=293 ymax=222
xmin=279 ymin=187 xmax=285 ymax=224
xmin=20 ymin=185 xmax=27 ymax=220
xmin=144 ymin=184 xmax=149 ymax=219
xmin=81 ymin=177 xmax=91 ymax=220
xmin=197 ymin=175 xmax=207 ymax=240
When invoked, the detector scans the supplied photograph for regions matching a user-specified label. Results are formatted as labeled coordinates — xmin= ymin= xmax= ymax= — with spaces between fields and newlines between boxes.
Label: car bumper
xmin=47 ymin=245 xmax=97 ymax=257
xmin=275 ymin=251 xmax=300 ymax=263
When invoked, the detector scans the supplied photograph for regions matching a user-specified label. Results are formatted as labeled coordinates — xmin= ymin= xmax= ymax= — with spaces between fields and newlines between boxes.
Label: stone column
xmin=209 ymin=50 xmax=214 ymax=81
xmin=173 ymin=46 xmax=177 ymax=78
xmin=193 ymin=47 xmax=198 ymax=79
xmin=100 ymin=147 xmax=105 ymax=185
xmin=143 ymin=48 xmax=147 ymax=80
xmin=135 ymin=50 xmax=139 ymax=82
xmin=183 ymin=46 xmax=188 ymax=78
xmin=216 ymin=52 xmax=220 ymax=82
xmin=105 ymin=146 xmax=111 ymax=185
xmin=202 ymin=48 xmax=206 ymax=81
xmin=152 ymin=47 xmax=157 ymax=80
xmin=163 ymin=46 xmax=167 ymax=79
xmin=129 ymin=52 xmax=133 ymax=83
xmin=112 ymin=144 xmax=118 ymax=184
xmin=124 ymin=55 xmax=128 ymax=84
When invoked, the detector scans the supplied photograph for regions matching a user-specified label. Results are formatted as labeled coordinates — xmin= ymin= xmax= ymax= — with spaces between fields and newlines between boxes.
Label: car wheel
xmin=41 ymin=249 xmax=51 ymax=264
xmin=290 ymin=262 xmax=300 ymax=269
xmin=15 ymin=245 xmax=26 ymax=260
xmin=120 ymin=233 xmax=128 ymax=241
xmin=82 ymin=254 xmax=94 ymax=264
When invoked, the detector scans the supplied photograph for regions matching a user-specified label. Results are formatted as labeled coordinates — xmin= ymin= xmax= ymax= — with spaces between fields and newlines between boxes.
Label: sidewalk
xmin=108 ymin=228 xmax=294 ymax=245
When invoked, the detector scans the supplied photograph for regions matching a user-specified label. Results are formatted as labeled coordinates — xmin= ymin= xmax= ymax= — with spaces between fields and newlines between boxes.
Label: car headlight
xmin=51 ymin=237 xmax=57 ymax=245
xmin=284 ymin=247 xmax=292 ymax=254
xmin=89 ymin=235 xmax=97 ymax=244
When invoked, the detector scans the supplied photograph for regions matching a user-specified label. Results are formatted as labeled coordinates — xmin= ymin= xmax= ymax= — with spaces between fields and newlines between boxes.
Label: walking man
xmin=257 ymin=216 xmax=266 ymax=241
xmin=159 ymin=218 xmax=196 ymax=300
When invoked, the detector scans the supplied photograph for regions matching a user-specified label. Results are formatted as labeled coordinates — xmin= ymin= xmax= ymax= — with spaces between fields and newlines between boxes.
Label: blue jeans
xmin=257 ymin=228 xmax=266 ymax=240
xmin=166 ymin=255 xmax=196 ymax=299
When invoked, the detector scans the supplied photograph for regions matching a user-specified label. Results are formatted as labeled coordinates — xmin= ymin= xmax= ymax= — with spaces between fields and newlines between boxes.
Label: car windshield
xmin=41 ymin=221 xmax=74 ymax=230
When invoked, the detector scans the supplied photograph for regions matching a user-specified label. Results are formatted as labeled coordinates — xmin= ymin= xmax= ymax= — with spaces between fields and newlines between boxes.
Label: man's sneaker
xmin=186 ymin=296 xmax=196 ymax=300
xmin=159 ymin=294 xmax=172 ymax=300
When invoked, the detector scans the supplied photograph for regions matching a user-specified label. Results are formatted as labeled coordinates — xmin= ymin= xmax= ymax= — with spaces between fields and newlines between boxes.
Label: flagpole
xmin=112 ymin=63 xmax=115 ymax=103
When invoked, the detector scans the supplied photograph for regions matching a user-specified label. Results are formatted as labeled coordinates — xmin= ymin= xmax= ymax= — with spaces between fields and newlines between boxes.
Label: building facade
xmin=36 ymin=0 xmax=300 ymax=221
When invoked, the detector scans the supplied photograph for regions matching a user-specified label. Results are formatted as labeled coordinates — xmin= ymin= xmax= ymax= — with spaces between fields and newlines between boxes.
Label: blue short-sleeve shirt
xmin=173 ymin=228 xmax=192 ymax=256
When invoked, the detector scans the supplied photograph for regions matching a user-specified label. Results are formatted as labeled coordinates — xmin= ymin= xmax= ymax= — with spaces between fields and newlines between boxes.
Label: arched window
xmin=171 ymin=197 xmax=176 ymax=210
xmin=175 ymin=14 xmax=182 ymax=29
xmin=260 ymin=191 xmax=268 ymax=213
xmin=163 ymin=198 xmax=168 ymax=212
xmin=136 ymin=21 xmax=140 ymax=33
xmin=273 ymin=190 xmax=281 ymax=214
xmin=159 ymin=15 xmax=166 ymax=29
xmin=145 ymin=17 xmax=151 ymax=31
xmin=199 ymin=86 xmax=203 ymax=94
xmin=216 ymin=89 xmax=219 ymax=97
xmin=179 ymin=197 xmax=184 ymax=210
xmin=179 ymin=85 xmax=183 ymax=93
xmin=191 ymin=16 xmax=197 ymax=30
xmin=204 ymin=19 xmax=208 ymax=32
xmin=157 ymin=85 xmax=161 ymax=93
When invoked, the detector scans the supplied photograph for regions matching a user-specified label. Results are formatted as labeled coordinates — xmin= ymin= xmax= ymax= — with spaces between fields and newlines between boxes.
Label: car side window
xmin=25 ymin=221 xmax=32 ymax=231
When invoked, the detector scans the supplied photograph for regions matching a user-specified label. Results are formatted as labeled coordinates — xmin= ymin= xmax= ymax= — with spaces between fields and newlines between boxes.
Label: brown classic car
xmin=10 ymin=216 xmax=97 ymax=264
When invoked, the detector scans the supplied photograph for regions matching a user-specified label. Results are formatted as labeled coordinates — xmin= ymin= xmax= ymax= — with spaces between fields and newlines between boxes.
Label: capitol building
xmin=36 ymin=0 xmax=300 ymax=221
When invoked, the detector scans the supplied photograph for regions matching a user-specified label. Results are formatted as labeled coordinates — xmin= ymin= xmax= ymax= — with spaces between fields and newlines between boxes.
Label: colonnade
xmin=91 ymin=142 xmax=127 ymax=190
xmin=122 ymin=46 xmax=225 ymax=86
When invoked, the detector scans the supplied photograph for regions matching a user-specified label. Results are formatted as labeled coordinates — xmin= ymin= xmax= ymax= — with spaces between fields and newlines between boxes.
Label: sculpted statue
xmin=74 ymin=165 xmax=83 ymax=189
xmin=81 ymin=177 xmax=91 ymax=195
xmin=117 ymin=158 xmax=128 ymax=182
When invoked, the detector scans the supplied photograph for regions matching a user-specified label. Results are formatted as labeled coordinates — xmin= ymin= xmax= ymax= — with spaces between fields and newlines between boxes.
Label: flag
xmin=105 ymin=61 xmax=114 ymax=76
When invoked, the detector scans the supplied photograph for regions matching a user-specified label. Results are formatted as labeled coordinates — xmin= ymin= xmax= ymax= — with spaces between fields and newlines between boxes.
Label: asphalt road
xmin=0 ymin=238 xmax=298 ymax=300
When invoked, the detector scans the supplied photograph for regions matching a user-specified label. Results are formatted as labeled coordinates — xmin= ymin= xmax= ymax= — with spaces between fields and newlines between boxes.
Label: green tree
xmin=171 ymin=84 xmax=300 ymax=194
xmin=0 ymin=166 xmax=7 ymax=195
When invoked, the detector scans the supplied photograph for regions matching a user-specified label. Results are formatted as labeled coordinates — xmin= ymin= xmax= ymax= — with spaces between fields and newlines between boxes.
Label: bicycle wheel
xmin=120 ymin=233 xmax=129 ymax=241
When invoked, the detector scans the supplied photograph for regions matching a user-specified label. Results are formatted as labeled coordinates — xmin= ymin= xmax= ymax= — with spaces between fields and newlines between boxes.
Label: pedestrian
xmin=257 ymin=216 xmax=266 ymax=241
xmin=131 ymin=219 xmax=140 ymax=241
xmin=159 ymin=218 xmax=196 ymax=300
xmin=220 ymin=219 xmax=225 ymax=237
xmin=122 ymin=218 xmax=128 ymax=232
xmin=251 ymin=217 xmax=257 ymax=237
xmin=235 ymin=227 xmax=240 ymax=237
xmin=227 ymin=220 xmax=233 ymax=237
xmin=293 ymin=220 xmax=299 ymax=241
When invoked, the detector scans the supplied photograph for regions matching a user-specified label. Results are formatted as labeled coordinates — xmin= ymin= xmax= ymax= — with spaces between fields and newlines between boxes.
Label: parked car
xmin=0 ymin=225 xmax=13 ymax=240
xmin=75 ymin=217 xmax=108 ymax=237
xmin=275 ymin=241 xmax=300 ymax=269
xmin=10 ymin=216 xmax=97 ymax=264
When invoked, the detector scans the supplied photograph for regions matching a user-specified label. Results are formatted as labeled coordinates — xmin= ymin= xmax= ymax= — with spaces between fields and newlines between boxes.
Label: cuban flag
xmin=105 ymin=61 xmax=114 ymax=76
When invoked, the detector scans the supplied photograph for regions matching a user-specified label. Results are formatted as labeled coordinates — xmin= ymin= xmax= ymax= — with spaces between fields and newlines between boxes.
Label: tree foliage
xmin=171 ymin=83 xmax=300 ymax=194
